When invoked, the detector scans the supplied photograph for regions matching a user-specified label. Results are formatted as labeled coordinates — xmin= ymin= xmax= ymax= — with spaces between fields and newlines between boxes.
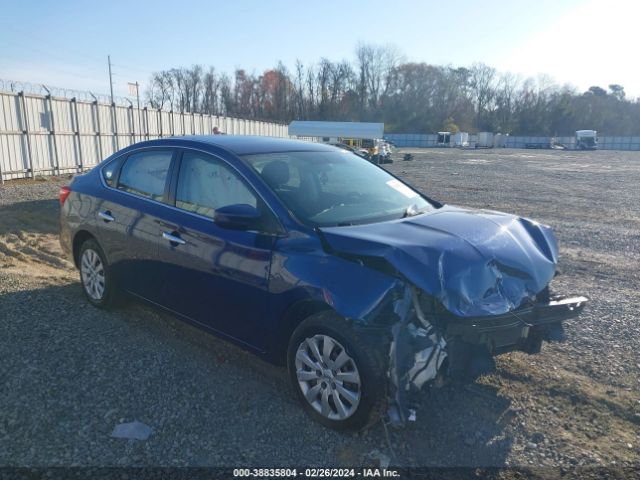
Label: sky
xmin=1 ymin=0 xmax=638 ymax=100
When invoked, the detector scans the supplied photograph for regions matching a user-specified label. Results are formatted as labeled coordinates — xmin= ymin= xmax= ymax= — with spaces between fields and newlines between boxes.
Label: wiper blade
xmin=402 ymin=204 xmax=430 ymax=218
xmin=402 ymin=205 xmax=420 ymax=218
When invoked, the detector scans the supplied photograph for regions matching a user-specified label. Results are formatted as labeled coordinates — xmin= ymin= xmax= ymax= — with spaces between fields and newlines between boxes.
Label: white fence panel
xmin=0 ymin=90 xmax=288 ymax=181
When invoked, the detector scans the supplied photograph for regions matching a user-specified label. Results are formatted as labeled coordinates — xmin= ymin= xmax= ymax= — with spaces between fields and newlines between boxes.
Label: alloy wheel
xmin=294 ymin=334 xmax=361 ymax=420
xmin=80 ymin=248 xmax=105 ymax=301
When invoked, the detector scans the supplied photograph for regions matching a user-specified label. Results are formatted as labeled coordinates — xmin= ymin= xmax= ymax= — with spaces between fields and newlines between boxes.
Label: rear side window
xmin=175 ymin=152 xmax=257 ymax=218
xmin=118 ymin=151 xmax=173 ymax=201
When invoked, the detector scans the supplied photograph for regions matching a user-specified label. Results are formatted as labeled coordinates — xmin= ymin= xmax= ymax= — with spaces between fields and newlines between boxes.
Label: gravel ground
xmin=0 ymin=149 xmax=638 ymax=472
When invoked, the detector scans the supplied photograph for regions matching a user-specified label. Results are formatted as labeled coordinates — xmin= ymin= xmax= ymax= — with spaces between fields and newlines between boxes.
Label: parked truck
xmin=576 ymin=130 xmax=597 ymax=150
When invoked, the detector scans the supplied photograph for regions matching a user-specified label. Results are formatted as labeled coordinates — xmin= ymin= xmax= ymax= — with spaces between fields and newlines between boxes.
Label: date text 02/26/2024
xmin=233 ymin=468 xmax=400 ymax=478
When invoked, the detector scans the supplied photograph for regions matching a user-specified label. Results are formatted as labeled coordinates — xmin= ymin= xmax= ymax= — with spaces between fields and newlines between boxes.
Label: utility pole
xmin=108 ymin=55 xmax=114 ymax=104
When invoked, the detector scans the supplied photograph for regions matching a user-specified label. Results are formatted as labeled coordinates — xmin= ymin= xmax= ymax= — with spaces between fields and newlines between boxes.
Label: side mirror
xmin=214 ymin=204 xmax=261 ymax=230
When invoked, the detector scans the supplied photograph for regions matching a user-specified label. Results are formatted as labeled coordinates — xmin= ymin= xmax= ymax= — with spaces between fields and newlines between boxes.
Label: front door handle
xmin=98 ymin=211 xmax=115 ymax=222
xmin=162 ymin=231 xmax=186 ymax=246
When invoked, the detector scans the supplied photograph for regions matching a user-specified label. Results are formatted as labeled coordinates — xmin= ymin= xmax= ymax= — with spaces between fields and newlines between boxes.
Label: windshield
xmin=242 ymin=150 xmax=435 ymax=227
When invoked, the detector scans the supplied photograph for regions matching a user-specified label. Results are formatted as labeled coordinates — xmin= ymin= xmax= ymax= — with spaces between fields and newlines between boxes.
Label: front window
xmin=118 ymin=151 xmax=173 ymax=201
xmin=243 ymin=150 xmax=435 ymax=227
xmin=176 ymin=152 xmax=257 ymax=218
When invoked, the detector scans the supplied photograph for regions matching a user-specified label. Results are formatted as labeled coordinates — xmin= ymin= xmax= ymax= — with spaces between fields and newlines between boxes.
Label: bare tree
xmin=147 ymin=70 xmax=174 ymax=110
xmin=201 ymin=67 xmax=219 ymax=115
xmin=219 ymin=73 xmax=233 ymax=116
xmin=494 ymin=72 xmax=520 ymax=132
xmin=143 ymin=45 xmax=640 ymax=135
xmin=293 ymin=59 xmax=307 ymax=118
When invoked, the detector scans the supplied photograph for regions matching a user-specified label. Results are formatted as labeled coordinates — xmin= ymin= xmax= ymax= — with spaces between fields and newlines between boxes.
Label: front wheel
xmin=287 ymin=312 xmax=387 ymax=430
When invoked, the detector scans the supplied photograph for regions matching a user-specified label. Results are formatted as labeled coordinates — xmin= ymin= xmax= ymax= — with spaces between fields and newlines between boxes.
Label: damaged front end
xmin=386 ymin=283 xmax=587 ymax=426
xmin=318 ymin=206 xmax=589 ymax=426
xmin=387 ymin=286 xmax=447 ymax=425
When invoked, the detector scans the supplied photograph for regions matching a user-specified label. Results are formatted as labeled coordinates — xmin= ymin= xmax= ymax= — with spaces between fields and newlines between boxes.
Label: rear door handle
xmin=162 ymin=231 xmax=186 ymax=245
xmin=98 ymin=211 xmax=114 ymax=222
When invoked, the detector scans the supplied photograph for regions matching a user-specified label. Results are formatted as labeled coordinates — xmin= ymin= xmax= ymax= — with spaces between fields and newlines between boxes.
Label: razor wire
xmin=0 ymin=78 xmax=139 ymax=106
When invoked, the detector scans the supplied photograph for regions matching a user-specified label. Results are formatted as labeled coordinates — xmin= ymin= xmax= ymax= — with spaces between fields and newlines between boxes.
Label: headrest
xmin=261 ymin=161 xmax=290 ymax=187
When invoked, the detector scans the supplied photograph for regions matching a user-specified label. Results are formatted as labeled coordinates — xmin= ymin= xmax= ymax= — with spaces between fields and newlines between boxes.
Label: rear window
xmin=118 ymin=151 xmax=173 ymax=201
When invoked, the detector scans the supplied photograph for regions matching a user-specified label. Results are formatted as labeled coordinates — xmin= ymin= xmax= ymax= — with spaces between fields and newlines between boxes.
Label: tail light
xmin=59 ymin=186 xmax=72 ymax=206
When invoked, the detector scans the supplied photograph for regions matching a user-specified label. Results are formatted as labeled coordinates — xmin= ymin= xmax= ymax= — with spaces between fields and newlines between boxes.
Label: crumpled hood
xmin=320 ymin=205 xmax=558 ymax=317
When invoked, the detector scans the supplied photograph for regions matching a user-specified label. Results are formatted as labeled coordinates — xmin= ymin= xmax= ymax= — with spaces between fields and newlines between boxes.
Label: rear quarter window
xmin=102 ymin=157 xmax=124 ymax=187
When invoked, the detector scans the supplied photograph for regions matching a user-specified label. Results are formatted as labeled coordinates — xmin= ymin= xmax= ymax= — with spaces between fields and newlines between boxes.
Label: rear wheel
xmin=79 ymin=239 xmax=117 ymax=309
xmin=287 ymin=312 xmax=387 ymax=430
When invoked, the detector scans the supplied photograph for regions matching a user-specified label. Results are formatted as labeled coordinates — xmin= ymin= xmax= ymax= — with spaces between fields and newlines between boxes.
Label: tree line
xmin=145 ymin=43 xmax=640 ymax=135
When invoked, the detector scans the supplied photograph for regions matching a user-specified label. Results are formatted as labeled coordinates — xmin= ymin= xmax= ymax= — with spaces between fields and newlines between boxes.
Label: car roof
xmin=163 ymin=135 xmax=337 ymax=156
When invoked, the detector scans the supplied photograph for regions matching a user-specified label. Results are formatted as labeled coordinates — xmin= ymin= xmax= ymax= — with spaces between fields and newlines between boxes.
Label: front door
xmin=155 ymin=150 xmax=275 ymax=351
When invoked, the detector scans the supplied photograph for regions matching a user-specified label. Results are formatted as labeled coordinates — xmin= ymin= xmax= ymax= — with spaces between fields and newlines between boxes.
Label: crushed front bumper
xmin=445 ymin=295 xmax=588 ymax=354
xmin=387 ymin=292 xmax=588 ymax=426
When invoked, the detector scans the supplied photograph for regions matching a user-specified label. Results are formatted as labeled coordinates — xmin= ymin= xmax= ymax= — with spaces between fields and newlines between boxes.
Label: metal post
xmin=108 ymin=55 xmax=114 ymax=105
xmin=158 ymin=109 xmax=163 ymax=138
xmin=42 ymin=86 xmax=60 ymax=177
xmin=71 ymin=97 xmax=84 ymax=172
xmin=17 ymin=92 xmax=34 ymax=179
xmin=135 ymin=81 xmax=142 ymax=141
xmin=89 ymin=92 xmax=103 ymax=162
xmin=125 ymin=99 xmax=135 ymax=144
xmin=144 ymin=107 xmax=150 ymax=140
xmin=111 ymin=101 xmax=118 ymax=152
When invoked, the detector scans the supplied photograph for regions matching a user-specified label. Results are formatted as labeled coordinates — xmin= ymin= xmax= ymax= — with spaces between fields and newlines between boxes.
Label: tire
xmin=78 ymin=238 xmax=118 ymax=309
xmin=287 ymin=311 xmax=388 ymax=431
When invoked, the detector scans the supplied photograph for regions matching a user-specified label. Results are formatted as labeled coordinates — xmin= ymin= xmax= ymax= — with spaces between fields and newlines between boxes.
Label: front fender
xmin=269 ymin=233 xmax=405 ymax=328
xmin=269 ymin=234 xmax=447 ymax=426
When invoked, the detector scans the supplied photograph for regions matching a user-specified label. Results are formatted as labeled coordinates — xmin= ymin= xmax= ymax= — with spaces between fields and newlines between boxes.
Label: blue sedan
xmin=59 ymin=136 xmax=587 ymax=430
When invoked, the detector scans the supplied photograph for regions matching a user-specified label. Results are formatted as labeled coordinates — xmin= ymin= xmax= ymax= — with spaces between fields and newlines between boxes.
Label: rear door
xmin=96 ymin=148 xmax=176 ymax=303
xmin=154 ymin=149 xmax=276 ymax=350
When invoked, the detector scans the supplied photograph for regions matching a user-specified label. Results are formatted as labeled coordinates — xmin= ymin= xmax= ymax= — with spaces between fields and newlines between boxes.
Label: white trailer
xmin=576 ymin=130 xmax=597 ymax=150
xmin=494 ymin=133 xmax=507 ymax=148
xmin=452 ymin=132 xmax=469 ymax=147
xmin=476 ymin=132 xmax=494 ymax=148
